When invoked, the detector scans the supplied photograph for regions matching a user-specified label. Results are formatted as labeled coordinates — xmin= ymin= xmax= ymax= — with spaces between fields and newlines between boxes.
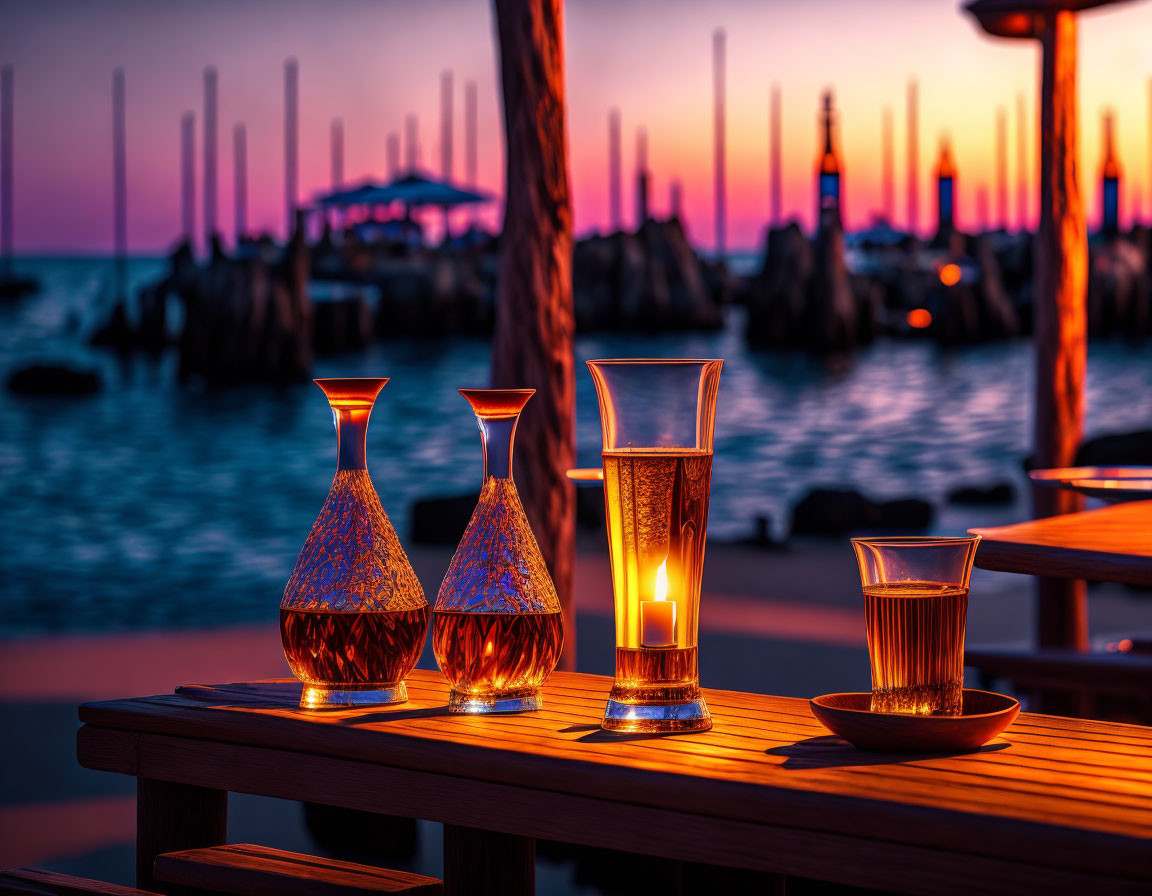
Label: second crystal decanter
xmin=281 ymin=378 xmax=429 ymax=710
xmin=433 ymin=389 xmax=564 ymax=713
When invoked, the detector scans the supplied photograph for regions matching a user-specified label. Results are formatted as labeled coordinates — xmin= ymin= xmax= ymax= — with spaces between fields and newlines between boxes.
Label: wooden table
xmin=969 ymin=499 xmax=1152 ymax=585
xmin=77 ymin=670 xmax=1152 ymax=896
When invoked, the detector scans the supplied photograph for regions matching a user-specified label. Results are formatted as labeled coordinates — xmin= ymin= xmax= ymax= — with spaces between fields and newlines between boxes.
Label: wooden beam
xmin=489 ymin=0 xmax=576 ymax=670
xmin=1034 ymin=9 xmax=1088 ymax=651
xmin=136 ymin=778 xmax=227 ymax=893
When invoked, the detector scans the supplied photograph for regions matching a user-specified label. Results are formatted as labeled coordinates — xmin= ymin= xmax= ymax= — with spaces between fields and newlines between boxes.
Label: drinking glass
xmin=851 ymin=536 xmax=981 ymax=716
xmin=588 ymin=359 xmax=723 ymax=733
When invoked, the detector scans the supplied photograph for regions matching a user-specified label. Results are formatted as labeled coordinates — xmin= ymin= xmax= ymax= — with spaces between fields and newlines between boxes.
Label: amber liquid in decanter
xmin=433 ymin=609 xmax=563 ymax=702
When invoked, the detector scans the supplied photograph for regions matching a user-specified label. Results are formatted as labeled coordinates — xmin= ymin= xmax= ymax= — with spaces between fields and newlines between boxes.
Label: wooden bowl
xmin=810 ymin=689 xmax=1019 ymax=753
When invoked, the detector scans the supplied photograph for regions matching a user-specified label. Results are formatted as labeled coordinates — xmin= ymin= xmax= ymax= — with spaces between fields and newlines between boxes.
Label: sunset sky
xmin=2 ymin=0 xmax=1151 ymax=253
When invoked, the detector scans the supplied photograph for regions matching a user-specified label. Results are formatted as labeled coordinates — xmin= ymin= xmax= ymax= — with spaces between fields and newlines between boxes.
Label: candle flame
xmin=654 ymin=558 xmax=668 ymax=602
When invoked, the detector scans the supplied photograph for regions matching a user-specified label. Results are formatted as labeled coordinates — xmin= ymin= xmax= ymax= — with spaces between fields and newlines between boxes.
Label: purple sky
xmin=2 ymin=0 xmax=1151 ymax=252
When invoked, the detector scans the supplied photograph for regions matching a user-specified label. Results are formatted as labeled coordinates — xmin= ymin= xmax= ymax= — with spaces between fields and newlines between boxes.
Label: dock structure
xmin=181 ymin=112 xmax=195 ymax=245
xmin=441 ymin=70 xmax=453 ymax=181
xmin=233 ymin=123 xmax=247 ymax=240
xmin=203 ymin=66 xmax=217 ymax=245
xmin=713 ymin=28 xmax=726 ymax=256
xmin=996 ymin=107 xmax=1009 ymax=229
xmin=635 ymin=127 xmax=649 ymax=227
xmin=284 ymin=58 xmax=298 ymax=239
xmin=608 ymin=108 xmax=622 ymax=232
xmin=387 ymin=132 xmax=400 ymax=179
xmin=907 ymin=78 xmax=919 ymax=236
xmin=1017 ymin=91 xmax=1028 ymax=230
xmin=465 ymin=81 xmax=478 ymax=187
xmin=882 ymin=105 xmax=894 ymax=223
xmin=112 ymin=69 xmax=127 ymax=299
xmin=405 ymin=114 xmax=418 ymax=172
xmin=1 ymin=65 xmax=13 ymax=278
xmin=770 ymin=84 xmax=782 ymax=227
xmin=330 ymin=118 xmax=344 ymax=190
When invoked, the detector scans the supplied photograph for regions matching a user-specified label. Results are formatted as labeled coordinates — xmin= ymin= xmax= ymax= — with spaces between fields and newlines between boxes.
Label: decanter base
xmin=601 ymin=697 xmax=713 ymax=733
xmin=448 ymin=689 xmax=543 ymax=714
xmin=299 ymin=682 xmax=408 ymax=710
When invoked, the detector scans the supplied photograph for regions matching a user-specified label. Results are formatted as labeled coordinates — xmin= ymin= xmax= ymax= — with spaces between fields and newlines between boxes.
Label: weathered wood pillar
xmin=1034 ymin=9 xmax=1087 ymax=651
xmin=137 ymin=778 xmax=227 ymax=893
xmin=490 ymin=0 xmax=576 ymax=671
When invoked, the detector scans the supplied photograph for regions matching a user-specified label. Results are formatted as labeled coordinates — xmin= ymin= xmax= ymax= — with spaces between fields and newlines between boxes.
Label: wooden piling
xmin=1017 ymin=92 xmax=1028 ymax=230
xmin=1034 ymin=9 xmax=1087 ymax=650
xmin=997 ymin=107 xmax=1009 ymax=229
xmin=465 ymin=81 xmax=478 ymax=187
xmin=204 ymin=66 xmax=217 ymax=244
xmin=882 ymin=105 xmax=894 ymax=224
xmin=1 ymin=64 xmax=13 ymax=278
xmin=608 ymin=109 xmax=622 ymax=232
xmin=907 ymin=79 xmax=919 ymax=236
xmin=112 ymin=69 xmax=127 ymax=300
xmin=233 ymin=123 xmax=247 ymax=240
xmin=331 ymin=118 xmax=344 ymax=190
xmin=490 ymin=0 xmax=576 ymax=672
xmin=636 ymin=127 xmax=648 ymax=227
xmin=181 ymin=112 xmax=195 ymax=245
xmin=770 ymin=85 xmax=782 ymax=227
xmin=284 ymin=59 xmax=298 ymax=239
xmin=713 ymin=28 xmax=726 ymax=256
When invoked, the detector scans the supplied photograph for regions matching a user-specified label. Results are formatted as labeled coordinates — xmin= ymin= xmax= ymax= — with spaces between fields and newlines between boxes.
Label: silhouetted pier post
xmin=608 ymin=108 xmax=622 ymax=231
xmin=907 ymin=78 xmax=919 ymax=236
xmin=465 ymin=81 xmax=478 ymax=186
xmin=966 ymin=0 xmax=1138 ymax=657
xmin=181 ymin=112 xmax=195 ymax=245
xmin=387 ymin=132 xmax=400 ymax=179
xmin=233 ymin=123 xmax=247 ymax=240
xmin=1 ymin=65 xmax=13 ymax=279
xmin=330 ymin=118 xmax=344 ymax=189
xmin=934 ymin=137 xmax=956 ymax=242
xmin=284 ymin=59 xmax=298 ymax=239
xmin=203 ymin=66 xmax=217 ymax=246
xmin=882 ymin=105 xmax=894 ymax=223
xmin=491 ymin=0 xmax=575 ymax=673
xmin=112 ymin=69 xmax=127 ymax=300
xmin=1099 ymin=109 xmax=1120 ymax=235
xmin=977 ymin=185 xmax=990 ymax=232
xmin=770 ymin=84 xmax=782 ymax=227
xmin=440 ymin=71 xmax=453 ymax=238
xmin=405 ymin=114 xmax=418 ymax=172
xmin=669 ymin=179 xmax=683 ymax=220
xmin=1017 ymin=91 xmax=1028 ymax=230
xmin=997 ymin=107 xmax=1009 ymax=228
xmin=713 ymin=28 xmax=726 ymax=257
xmin=635 ymin=127 xmax=649 ymax=227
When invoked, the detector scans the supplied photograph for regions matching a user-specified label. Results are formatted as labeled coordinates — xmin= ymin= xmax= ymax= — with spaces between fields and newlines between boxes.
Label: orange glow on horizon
xmin=907 ymin=308 xmax=932 ymax=328
xmin=939 ymin=263 xmax=962 ymax=286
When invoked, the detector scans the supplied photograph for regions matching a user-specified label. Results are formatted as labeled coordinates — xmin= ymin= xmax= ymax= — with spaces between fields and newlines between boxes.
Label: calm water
xmin=1 ymin=256 xmax=1150 ymax=636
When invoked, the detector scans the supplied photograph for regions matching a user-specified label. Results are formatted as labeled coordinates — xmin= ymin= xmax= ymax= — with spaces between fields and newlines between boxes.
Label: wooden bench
xmin=0 ymin=869 xmax=159 ymax=895
xmin=152 ymin=844 xmax=442 ymax=896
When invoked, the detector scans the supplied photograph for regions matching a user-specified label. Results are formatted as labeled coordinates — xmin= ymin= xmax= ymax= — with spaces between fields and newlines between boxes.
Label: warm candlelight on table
xmin=640 ymin=559 xmax=676 ymax=647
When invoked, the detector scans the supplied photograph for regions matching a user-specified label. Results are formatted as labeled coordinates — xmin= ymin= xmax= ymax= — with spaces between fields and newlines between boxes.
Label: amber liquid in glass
xmin=602 ymin=449 xmax=712 ymax=706
xmin=280 ymin=606 xmax=429 ymax=690
xmin=433 ymin=610 xmax=564 ymax=702
xmin=863 ymin=582 xmax=968 ymax=715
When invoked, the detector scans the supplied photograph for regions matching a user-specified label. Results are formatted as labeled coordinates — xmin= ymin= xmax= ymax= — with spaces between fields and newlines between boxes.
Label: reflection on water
xmin=2 ymin=257 xmax=1150 ymax=635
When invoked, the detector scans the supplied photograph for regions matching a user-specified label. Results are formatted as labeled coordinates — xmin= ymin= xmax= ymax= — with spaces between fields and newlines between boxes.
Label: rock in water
xmin=791 ymin=487 xmax=934 ymax=535
xmin=947 ymin=483 xmax=1016 ymax=505
xmin=6 ymin=363 xmax=101 ymax=395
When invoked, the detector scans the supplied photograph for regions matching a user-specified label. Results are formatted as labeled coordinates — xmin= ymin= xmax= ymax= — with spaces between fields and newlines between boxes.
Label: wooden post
xmin=881 ymin=105 xmax=894 ymax=224
xmin=770 ymin=85 xmax=782 ymax=227
xmin=112 ymin=69 xmax=127 ymax=301
xmin=490 ymin=0 xmax=576 ymax=672
xmin=443 ymin=825 xmax=533 ymax=896
xmin=1034 ymin=9 xmax=1087 ymax=650
xmin=997 ymin=106 xmax=1009 ymax=229
xmin=181 ymin=113 xmax=195 ymax=247
xmin=1017 ymin=91 xmax=1029 ymax=230
xmin=284 ymin=59 xmax=298 ymax=241
xmin=137 ymin=778 xmax=227 ymax=893
xmin=907 ymin=79 xmax=919 ymax=236
xmin=233 ymin=123 xmax=247 ymax=241
xmin=1 ymin=65 xmax=11 ymax=280
xmin=713 ymin=28 xmax=726 ymax=256
xmin=608 ymin=108 xmax=622 ymax=232
xmin=203 ymin=66 xmax=217 ymax=246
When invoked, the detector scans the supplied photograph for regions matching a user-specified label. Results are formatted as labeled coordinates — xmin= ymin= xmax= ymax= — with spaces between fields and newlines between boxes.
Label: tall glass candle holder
xmin=588 ymin=359 xmax=723 ymax=733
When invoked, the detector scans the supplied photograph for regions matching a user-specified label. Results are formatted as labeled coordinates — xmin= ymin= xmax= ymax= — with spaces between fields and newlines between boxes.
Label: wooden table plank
xmin=969 ymin=499 xmax=1152 ymax=584
xmin=77 ymin=671 xmax=1152 ymax=889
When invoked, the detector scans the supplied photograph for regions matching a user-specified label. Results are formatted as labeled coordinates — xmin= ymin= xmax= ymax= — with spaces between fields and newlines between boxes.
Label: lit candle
xmin=641 ymin=559 xmax=676 ymax=648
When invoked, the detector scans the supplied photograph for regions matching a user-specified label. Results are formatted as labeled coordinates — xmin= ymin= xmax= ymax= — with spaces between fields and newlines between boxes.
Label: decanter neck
xmin=313 ymin=378 xmax=389 ymax=473
xmin=477 ymin=414 xmax=517 ymax=481
xmin=334 ymin=407 xmax=370 ymax=471
xmin=458 ymin=388 xmax=535 ymax=483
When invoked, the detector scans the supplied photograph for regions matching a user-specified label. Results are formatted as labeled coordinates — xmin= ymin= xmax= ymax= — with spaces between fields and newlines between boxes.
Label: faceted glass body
xmin=588 ymin=359 xmax=722 ymax=733
xmin=433 ymin=389 xmax=564 ymax=713
xmin=851 ymin=536 xmax=980 ymax=716
xmin=281 ymin=378 xmax=428 ymax=709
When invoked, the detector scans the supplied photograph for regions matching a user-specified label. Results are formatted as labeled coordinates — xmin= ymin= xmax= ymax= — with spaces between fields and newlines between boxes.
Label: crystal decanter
xmin=433 ymin=389 xmax=564 ymax=713
xmin=281 ymin=378 xmax=428 ymax=709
